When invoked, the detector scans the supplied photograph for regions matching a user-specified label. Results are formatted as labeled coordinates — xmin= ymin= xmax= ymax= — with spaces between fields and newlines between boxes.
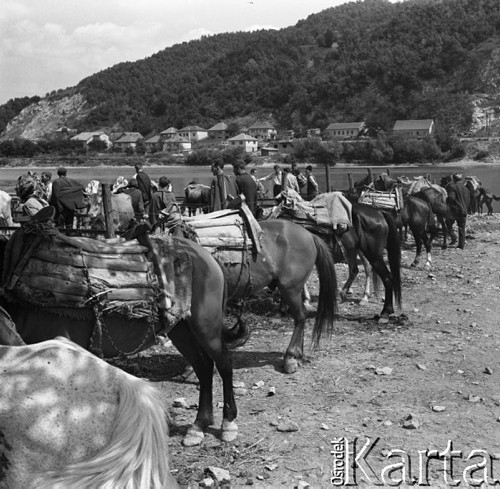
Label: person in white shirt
xmin=259 ymin=164 xmax=283 ymax=197
xmin=282 ymin=167 xmax=300 ymax=194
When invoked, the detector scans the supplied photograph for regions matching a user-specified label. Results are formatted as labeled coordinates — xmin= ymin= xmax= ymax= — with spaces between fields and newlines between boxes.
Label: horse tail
xmin=36 ymin=376 xmax=174 ymax=489
xmin=311 ymin=233 xmax=337 ymax=347
xmin=382 ymin=211 xmax=402 ymax=309
xmin=493 ymin=195 xmax=500 ymax=201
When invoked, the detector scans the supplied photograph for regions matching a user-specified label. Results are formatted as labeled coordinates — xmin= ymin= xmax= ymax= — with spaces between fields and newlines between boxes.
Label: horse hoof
xmin=284 ymin=357 xmax=299 ymax=374
xmin=182 ymin=426 xmax=205 ymax=447
xmin=359 ymin=298 xmax=369 ymax=307
xmin=221 ymin=420 xmax=238 ymax=442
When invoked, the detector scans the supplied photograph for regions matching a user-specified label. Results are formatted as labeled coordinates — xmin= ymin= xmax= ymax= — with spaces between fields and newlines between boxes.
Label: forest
xmin=1 ymin=0 xmax=500 ymax=149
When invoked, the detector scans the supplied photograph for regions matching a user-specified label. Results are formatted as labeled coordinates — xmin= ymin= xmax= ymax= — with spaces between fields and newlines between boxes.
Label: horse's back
xmin=0 ymin=339 xmax=120 ymax=487
xmin=0 ymin=337 xmax=174 ymax=488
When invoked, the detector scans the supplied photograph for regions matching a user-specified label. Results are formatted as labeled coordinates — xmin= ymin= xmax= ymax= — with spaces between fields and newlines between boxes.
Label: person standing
xmin=119 ymin=178 xmax=145 ymax=221
xmin=209 ymin=161 xmax=238 ymax=212
xmin=40 ymin=172 xmax=53 ymax=202
xmin=134 ymin=163 xmax=153 ymax=209
xmin=250 ymin=168 xmax=266 ymax=199
xmin=149 ymin=176 xmax=178 ymax=227
xmin=233 ymin=162 xmax=258 ymax=216
xmin=49 ymin=167 xmax=85 ymax=228
xmin=282 ymin=167 xmax=300 ymax=194
xmin=445 ymin=173 xmax=471 ymax=249
xmin=259 ymin=164 xmax=283 ymax=197
xmin=291 ymin=162 xmax=307 ymax=196
xmin=305 ymin=165 xmax=319 ymax=200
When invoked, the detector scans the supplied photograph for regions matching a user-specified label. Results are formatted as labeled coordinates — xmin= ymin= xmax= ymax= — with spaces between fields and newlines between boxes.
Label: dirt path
xmin=115 ymin=214 xmax=500 ymax=488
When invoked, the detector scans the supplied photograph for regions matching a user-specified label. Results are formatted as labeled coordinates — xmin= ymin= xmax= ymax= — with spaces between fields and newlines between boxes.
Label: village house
xmin=227 ymin=133 xmax=258 ymax=153
xmin=178 ymin=126 xmax=208 ymax=142
xmin=208 ymin=122 xmax=228 ymax=141
xmin=112 ymin=132 xmax=144 ymax=151
xmin=71 ymin=131 xmax=111 ymax=148
xmin=53 ymin=126 xmax=77 ymax=140
xmin=247 ymin=121 xmax=277 ymax=141
xmin=160 ymin=127 xmax=178 ymax=139
xmin=325 ymin=122 xmax=365 ymax=140
xmin=392 ymin=119 xmax=435 ymax=139
xmin=163 ymin=134 xmax=192 ymax=152
xmin=143 ymin=134 xmax=163 ymax=152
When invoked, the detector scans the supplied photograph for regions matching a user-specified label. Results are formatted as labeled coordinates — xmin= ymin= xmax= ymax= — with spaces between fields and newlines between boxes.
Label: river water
xmin=1 ymin=163 xmax=499 ymax=212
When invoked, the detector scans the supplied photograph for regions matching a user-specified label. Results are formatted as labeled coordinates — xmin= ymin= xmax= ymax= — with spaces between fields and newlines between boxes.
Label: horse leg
xmin=358 ymin=251 xmax=373 ymax=306
xmin=339 ymin=249 xmax=359 ymax=302
xmin=278 ymin=285 xmax=307 ymax=374
xmin=368 ymin=258 xmax=394 ymax=317
xmin=168 ymin=322 xmax=215 ymax=446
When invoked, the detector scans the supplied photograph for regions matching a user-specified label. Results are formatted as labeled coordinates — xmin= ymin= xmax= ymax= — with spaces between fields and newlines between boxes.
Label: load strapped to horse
xmin=0 ymin=206 xmax=192 ymax=356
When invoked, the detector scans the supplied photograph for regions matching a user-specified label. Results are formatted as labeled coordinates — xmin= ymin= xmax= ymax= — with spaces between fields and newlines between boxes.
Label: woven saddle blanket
xmin=180 ymin=201 xmax=264 ymax=254
xmin=268 ymin=189 xmax=352 ymax=234
xmin=1 ymin=222 xmax=191 ymax=328
xmin=358 ymin=186 xmax=404 ymax=211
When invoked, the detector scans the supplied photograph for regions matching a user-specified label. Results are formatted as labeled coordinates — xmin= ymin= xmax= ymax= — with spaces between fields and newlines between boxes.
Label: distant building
xmin=178 ymin=126 xmax=208 ymax=142
xmin=227 ymin=133 xmax=258 ymax=153
xmin=112 ymin=132 xmax=143 ymax=151
xmin=163 ymin=134 xmax=192 ymax=152
xmin=325 ymin=122 xmax=365 ymax=140
xmin=54 ymin=126 xmax=77 ymax=140
xmin=392 ymin=119 xmax=435 ymax=139
xmin=143 ymin=134 xmax=163 ymax=152
xmin=307 ymin=128 xmax=321 ymax=138
xmin=248 ymin=121 xmax=277 ymax=141
xmin=71 ymin=131 xmax=111 ymax=148
xmin=208 ymin=122 xmax=228 ymax=141
xmin=160 ymin=127 xmax=178 ymax=139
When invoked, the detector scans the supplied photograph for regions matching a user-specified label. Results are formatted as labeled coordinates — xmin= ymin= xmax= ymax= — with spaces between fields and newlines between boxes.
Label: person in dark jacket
xmin=134 ymin=163 xmax=153 ymax=208
xmin=149 ymin=176 xmax=177 ymax=227
xmin=49 ymin=167 xmax=85 ymax=228
xmin=121 ymin=178 xmax=145 ymax=221
xmin=232 ymin=162 xmax=258 ymax=216
xmin=445 ymin=173 xmax=471 ymax=249
xmin=209 ymin=162 xmax=238 ymax=212
xmin=305 ymin=165 xmax=319 ymax=201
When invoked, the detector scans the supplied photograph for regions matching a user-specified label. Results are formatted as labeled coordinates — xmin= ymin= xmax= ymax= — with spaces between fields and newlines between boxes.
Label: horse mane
xmin=36 ymin=357 xmax=173 ymax=489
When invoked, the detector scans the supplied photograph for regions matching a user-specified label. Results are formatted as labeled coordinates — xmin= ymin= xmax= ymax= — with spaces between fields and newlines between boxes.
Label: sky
xmin=0 ymin=0 xmax=363 ymax=106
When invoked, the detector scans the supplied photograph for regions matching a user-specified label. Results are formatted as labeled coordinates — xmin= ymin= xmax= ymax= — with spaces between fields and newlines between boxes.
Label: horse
xmin=366 ymin=174 xmax=436 ymax=268
xmin=478 ymin=187 xmax=500 ymax=215
xmin=0 ymin=310 xmax=176 ymax=488
xmin=464 ymin=176 xmax=482 ymax=214
xmin=183 ymin=182 xmax=211 ymax=216
xmin=0 ymin=227 xmax=248 ymax=448
xmin=298 ymin=202 xmax=402 ymax=316
xmin=85 ymin=180 xmax=135 ymax=231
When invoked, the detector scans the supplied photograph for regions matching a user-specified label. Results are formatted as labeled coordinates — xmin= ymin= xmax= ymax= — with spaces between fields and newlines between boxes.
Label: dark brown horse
xmin=183 ymin=182 xmax=211 ymax=216
xmin=479 ymin=187 xmax=500 ymax=215
xmin=0 ymin=230 xmax=246 ymax=447
xmin=305 ymin=203 xmax=402 ymax=317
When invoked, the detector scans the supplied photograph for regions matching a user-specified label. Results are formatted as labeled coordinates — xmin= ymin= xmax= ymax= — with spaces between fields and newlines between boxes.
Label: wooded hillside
xmin=2 ymin=0 xmax=500 ymax=141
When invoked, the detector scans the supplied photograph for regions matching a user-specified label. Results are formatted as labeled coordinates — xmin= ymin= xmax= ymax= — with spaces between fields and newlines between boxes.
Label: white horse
xmin=0 ymin=316 xmax=177 ymax=488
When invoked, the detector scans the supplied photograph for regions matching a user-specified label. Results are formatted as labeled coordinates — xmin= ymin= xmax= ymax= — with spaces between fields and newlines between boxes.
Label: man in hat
xmin=49 ymin=167 xmax=85 ymax=228
xmin=445 ymin=173 xmax=471 ymax=249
